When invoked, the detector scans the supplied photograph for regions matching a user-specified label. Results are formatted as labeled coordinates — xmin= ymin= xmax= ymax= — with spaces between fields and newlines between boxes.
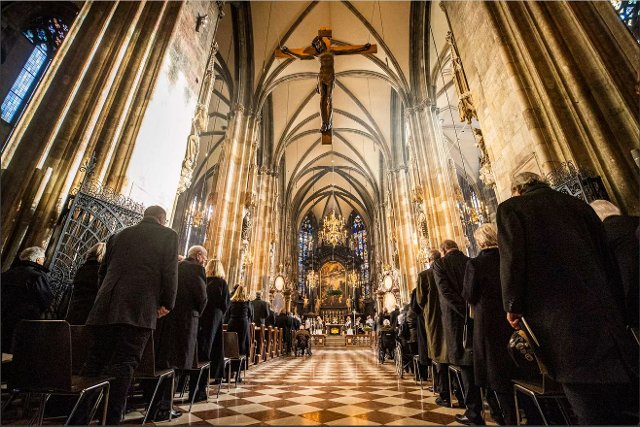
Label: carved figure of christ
xmin=275 ymin=27 xmax=377 ymax=144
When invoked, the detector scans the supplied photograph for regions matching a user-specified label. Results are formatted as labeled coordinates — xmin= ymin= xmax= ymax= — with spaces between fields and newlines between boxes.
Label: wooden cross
xmin=276 ymin=27 xmax=377 ymax=144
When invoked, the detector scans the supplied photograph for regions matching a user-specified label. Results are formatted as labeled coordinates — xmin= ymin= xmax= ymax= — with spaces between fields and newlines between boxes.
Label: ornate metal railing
xmin=545 ymin=162 xmax=609 ymax=203
xmin=44 ymin=156 xmax=144 ymax=318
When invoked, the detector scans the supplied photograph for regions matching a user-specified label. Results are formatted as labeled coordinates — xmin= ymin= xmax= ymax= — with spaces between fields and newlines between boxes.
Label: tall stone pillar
xmin=250 ymin=168 xmax=277 ymax=294
xmin=205 ymin=106 xmax=257 ymax=286
xmin=405 ymin=102 xmax=466 ymax=250
xmin=1 ymin=1 xmax=188 ymax=268
xmin=443 ymin=0 xmax=639 ymax=214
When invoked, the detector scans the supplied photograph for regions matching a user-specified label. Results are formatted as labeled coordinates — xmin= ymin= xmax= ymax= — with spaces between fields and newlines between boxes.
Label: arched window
xmin=351 ymin=214 xmax=369 ymax=297
xmin=298 ymin=213 xmax=315 ymax=295
xmin=1 ymin=15 xmax=70 ymax=126
xmin=610 ymin=0 xmax=639 ymax=40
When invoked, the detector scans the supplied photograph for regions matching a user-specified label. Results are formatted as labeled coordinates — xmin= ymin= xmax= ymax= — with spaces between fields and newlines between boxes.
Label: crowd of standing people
xmin=1 ymin=172 xmax=638 ymax=425
xmin=404 ymin=172 xmax=639 ymax=426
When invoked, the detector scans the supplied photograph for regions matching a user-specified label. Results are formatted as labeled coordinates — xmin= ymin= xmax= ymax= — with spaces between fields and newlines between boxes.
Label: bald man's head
xmin=144 ymin=205 xmax=167 ymax=225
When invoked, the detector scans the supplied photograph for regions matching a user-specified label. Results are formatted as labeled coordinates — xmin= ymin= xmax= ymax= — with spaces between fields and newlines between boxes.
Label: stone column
xmin=443 ymin=0 xmax=639 ymax=214
xmin=205 ymin=105 xmax=257 ymax=286
xmin=405 ymin=101 xmax=466 ymax=250
xmin=1 ymin=1 xmax=185 ymax=268
xmin=250 ymin=168 xmax=277 ymax=294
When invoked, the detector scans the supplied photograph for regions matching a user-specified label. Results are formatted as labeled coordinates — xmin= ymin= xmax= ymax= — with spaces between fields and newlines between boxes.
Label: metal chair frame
xmin=513 ymin=382 xmax=571 ymax=426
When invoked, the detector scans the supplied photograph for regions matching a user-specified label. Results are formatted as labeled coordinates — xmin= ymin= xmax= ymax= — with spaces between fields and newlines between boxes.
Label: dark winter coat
xmin=198 ymin=276 xmax=229 ymax=378
xmin=86 ymin=217 xmax=178 ymax=330
xmin=498 ymin=184 xmax=637 ymax=384
xmin=410 ymin=288 xmax=429 ymax=365
xmin=251 ymin=297 xmax=270 ymax=326
xmin=462 ymin=248 xmax=517 ymax=391
xmin=228 ymin=301 xmax=253 ymax=355
xmin=276 ymin=312 xmax=293 ymax=346
xmin=155 ymin=257 xmax=207 ymax=369
xmin=1 ymin=260 xmax=53 ymax=353
xmin=416 ymin=268 xmax=449 ymax=363
xmin=432 ymin=249 xmax=472 ymax=366
xmin=602 ymin=215 xmax=639 ymax=328
xmin=66 ymin=258 xmax=101 ymax=325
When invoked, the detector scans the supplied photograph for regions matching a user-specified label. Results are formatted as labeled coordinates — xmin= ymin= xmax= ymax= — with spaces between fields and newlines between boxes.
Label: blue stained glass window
xmin=1 ymin=44 xmax=48 ymax=123
xmin=610 ymin=0 xmax=639 ymax=41
xmin=351 ymin=214 xmax=370 ymax=297
xmin=298 ymin=214 xmax=315 ymax=295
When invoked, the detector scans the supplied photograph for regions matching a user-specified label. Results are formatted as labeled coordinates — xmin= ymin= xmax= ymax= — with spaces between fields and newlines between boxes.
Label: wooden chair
xmin=265 ymin=327 xmax=273 ymax=360
xmin=269 ymin=327 xmax=276 ymax=358
xmin=223 ymin=332 xmax=247 ymax=386
xmin=275 ymin=328 xmax=281 ymax=357
xmin=3 ymin=321 xmax=110 ymax=426
xmin=132 ymin=332 xmax=176 ymax=425
xmin=248 ymin=323 xmax=256 ymax=366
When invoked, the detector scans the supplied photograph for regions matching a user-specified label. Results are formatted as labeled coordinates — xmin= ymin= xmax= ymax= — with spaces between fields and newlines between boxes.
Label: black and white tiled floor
xmin=153 ymin=348 xmax=480 ymax=426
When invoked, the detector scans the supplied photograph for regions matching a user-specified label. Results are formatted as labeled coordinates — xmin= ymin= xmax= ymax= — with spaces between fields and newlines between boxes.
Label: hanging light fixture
xmin=307 ymin=269 xmax=318 ymax=289
xmin=318 ymin=210 xmax=347 ymax=247
xmin=347 ymin=268 xmax=359 ymax=287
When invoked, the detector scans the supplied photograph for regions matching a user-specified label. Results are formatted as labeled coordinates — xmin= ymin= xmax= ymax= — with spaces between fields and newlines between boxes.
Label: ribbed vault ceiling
xmin=199 ymin=1 xmax=481 ymax=234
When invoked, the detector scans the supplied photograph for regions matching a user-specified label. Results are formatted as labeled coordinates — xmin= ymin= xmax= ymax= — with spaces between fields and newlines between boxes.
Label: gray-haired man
xmin=1 ymin=246 xmax=53 ymax=353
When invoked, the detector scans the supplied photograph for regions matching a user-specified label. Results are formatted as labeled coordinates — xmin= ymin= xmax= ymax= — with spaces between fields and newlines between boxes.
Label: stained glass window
xmin=351 ymin=214 xmax=370 ymax=298
xmin=610 ymin=0 xmax=639 ymax=41
xmin=1 ymin=44 xmax=48 ymax=123
xmin=1 ymin=16 xmax=70 ymax=125
xmin=298 ymin=213 xmax=315 ymax=295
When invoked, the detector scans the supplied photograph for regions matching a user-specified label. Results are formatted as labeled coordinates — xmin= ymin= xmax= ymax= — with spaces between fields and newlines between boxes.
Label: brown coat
xmin=416 ymin=269 xmax=449 ymax=363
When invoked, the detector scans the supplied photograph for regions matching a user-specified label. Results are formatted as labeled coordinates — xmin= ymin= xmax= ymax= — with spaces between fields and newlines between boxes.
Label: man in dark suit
xmin=416 ymin=250 xmax=450 ymax=405
xmin=432 ymin=240 xmax=483 ymax=425
xmin=498 ymin=172 xmax=638 ymax=425
xmin=251 ymin=291 xmax=271 ymax=326
xmin=276 ymin=310 xmax=293 ymax=355
xmin=82 ymin=206 xmax=178 ymax=425
xmin=1 ymin=246 xmax=53 ymax=353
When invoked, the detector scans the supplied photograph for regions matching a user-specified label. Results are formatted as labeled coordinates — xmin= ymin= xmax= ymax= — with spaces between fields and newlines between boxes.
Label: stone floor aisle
xmin=156 ymin=348 xmax=469 ymax=426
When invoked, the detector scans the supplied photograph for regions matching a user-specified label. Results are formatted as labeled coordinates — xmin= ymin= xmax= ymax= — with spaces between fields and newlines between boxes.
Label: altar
xmin=326 ymin=323 xmax=342 ymax=335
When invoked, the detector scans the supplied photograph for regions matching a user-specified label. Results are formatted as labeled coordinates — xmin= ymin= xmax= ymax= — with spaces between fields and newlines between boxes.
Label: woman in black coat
xmin=227 ymin=284 xmax=253 ymax=356
xmin=155 ymin=252 xmax=207 ymax=370
xmin=591 ymin=200 xmax=640 ymax=330
xmin=198 ymin=259 xmax=230 ymax=380
xmin=66 ymin=243 xmax=105 ymax=325
xmin=462 ymin=223 xmax=517 ymax=425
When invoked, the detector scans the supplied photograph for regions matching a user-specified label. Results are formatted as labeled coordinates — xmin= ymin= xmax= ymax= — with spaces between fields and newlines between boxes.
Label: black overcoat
xmin=87 ymin=217 xmax=178 ymax=330
xmin=462 ymin=248 xmax=517 ymax=391
xmin=251 ymin=298 xmax=270 ymax=326
xmin=276 ymin=313 xmax=293 ymax=347
xmin=410 ymin=288 xmax=429 ymax=365
xmin=1 ymin=260 xmax=53 ymax=353
xmin=228 ymin=301 xmax=253 ymax=355
xmin=498 ymin=184 xmax=637 ymax=384
xmin=416 ymin=268 xmax=449 ymax=363
xmin=66 ymin=258 xmax=100 ymax=325
xmin=198 ymin=276 xmax=229 ymax=378
xmin=432 ymin=249 xmax=472 ymax=366
xmin=602 ymin=215 xmax=639 ymax=328
xmin=155 ymin=258 xmax=207 ymax=369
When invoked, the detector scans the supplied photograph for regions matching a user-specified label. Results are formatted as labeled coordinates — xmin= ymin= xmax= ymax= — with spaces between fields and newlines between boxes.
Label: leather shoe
xmin=435 ymin=397 xmax=451 ymax=407
xmin=170 ymin=409 xmax=183 ymax=418
xmin=455 ymin=414 xmax=485 ymax=425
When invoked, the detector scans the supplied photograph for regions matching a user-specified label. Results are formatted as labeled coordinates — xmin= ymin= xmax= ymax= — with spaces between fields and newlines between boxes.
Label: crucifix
xmin=276 ymin=27 xmax=377 ymax=144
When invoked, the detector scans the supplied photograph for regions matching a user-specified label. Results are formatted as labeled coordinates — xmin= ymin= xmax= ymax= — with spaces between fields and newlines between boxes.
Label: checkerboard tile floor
xmin=150 ymin=348 xmax=495 ymax=426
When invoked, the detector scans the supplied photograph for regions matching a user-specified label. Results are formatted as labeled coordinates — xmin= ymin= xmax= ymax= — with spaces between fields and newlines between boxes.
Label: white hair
xmin=19 ymin=246 xmax=45 ymax=262
xmin=510 ymin=172 xmax=547 ymax=194
xmin=187 ymin=245 xmax=207 ymax=258
xmin=590 ymin=200 xmax=621 ymax=221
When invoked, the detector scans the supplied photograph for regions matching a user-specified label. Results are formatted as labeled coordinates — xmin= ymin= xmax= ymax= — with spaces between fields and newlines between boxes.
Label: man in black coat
xmin=590 ymin=199 xmax=639 ymax=331
xmin=1 ymin=246 xmax=53 ymax=353
xmin=498 ymin=173 xmax=638 ymax=425
xmin=432 ymin=240 xmax=483 ymax=425
xmin=83 ymin=206 xmax=178 ymax=425
xmin=276 ymin=310 xmax=293 ymax=354
xmin=251 ymin=291 xmax=271 ymax=326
